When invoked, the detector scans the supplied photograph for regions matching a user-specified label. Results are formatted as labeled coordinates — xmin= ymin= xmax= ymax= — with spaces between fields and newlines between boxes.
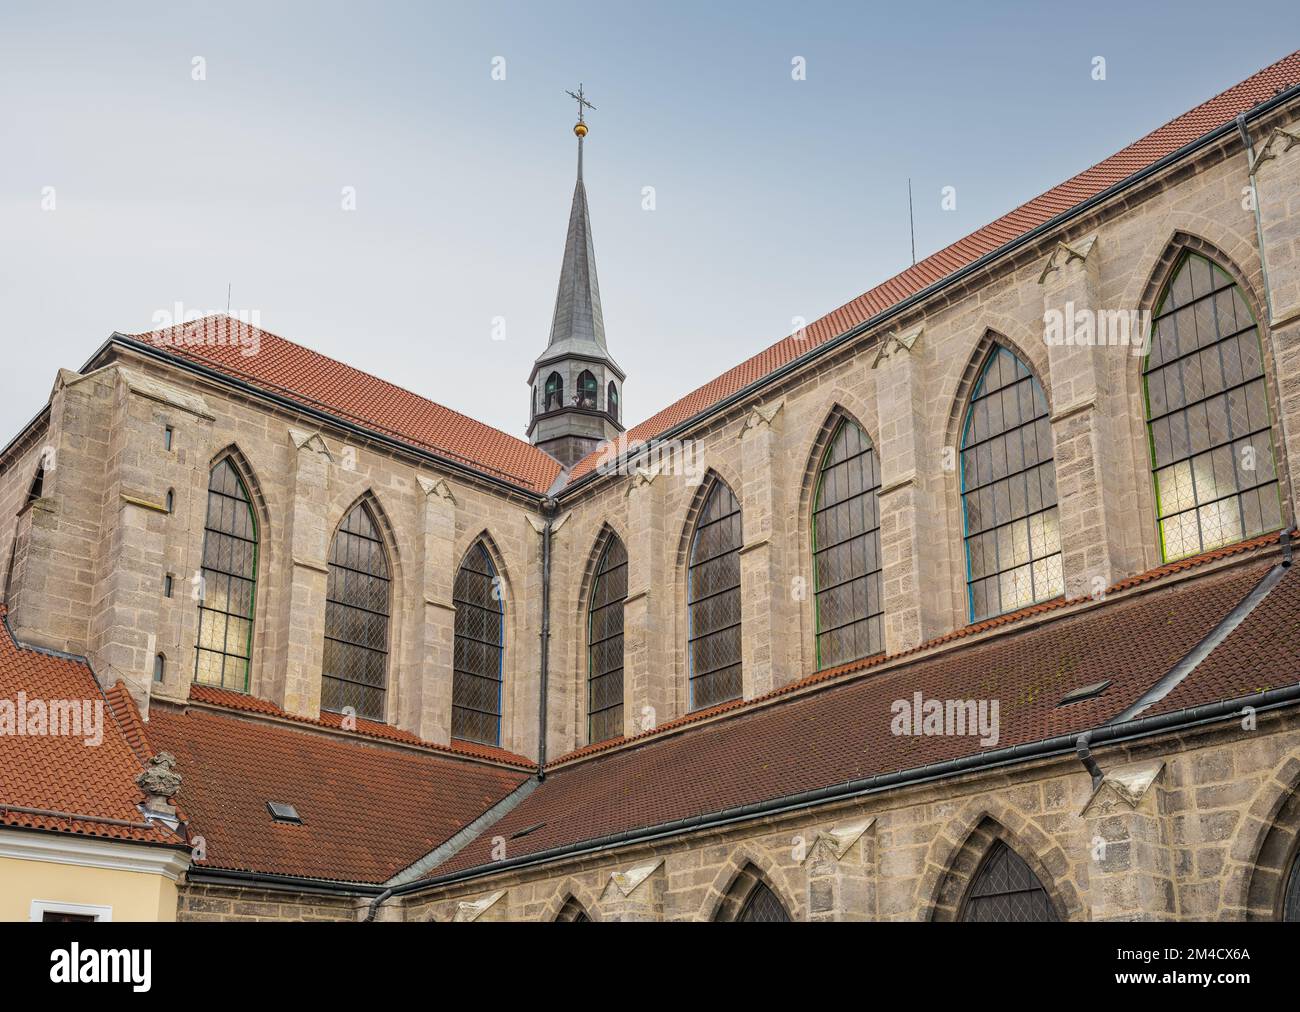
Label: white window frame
xmin=29 ymin=899 xmax=113 ymax=922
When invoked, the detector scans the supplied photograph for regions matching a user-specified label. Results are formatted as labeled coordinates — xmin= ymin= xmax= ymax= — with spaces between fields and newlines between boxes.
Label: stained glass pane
xmin=452 ymin=543 xmax=504 ymax=745
xmin=321 ymin=503 xmax=390 ymax=721
xmin=961 ymin=347 xmax=1063 ymax=621
xmin=588 ymin=536 xmax=627 ymax=743
xmin=688 ymin=478 xmax=742 ymax=709
xmin=194 ymin=459 xmax=258 ymax=691
xmin=813 ymin=418 xmax=883 ymax=668
xmin=1145 ymin=253 xmax=1282 ymax=561
xmin=737 ymin=881 xmax=791 ymax=922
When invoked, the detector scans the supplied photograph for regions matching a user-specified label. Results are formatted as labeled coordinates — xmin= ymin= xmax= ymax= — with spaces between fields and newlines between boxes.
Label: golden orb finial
xmin=574 ymin=121 xmax=588 ymax=137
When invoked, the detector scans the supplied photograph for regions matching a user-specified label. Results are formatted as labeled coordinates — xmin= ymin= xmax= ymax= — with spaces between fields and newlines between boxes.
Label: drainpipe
xmin=364 ymin=887 xmax=394 ymax=922
xmin=537 ymin=497 xmax=558 ymax=781
xmin=1074 ymin=731 xmax=1104 ymax=790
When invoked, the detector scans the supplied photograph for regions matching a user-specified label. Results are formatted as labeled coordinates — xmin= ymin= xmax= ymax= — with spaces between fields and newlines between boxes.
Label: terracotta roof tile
xmin=185 ymin=682 xmax=534 ymax=769
xmin=567 ymin=50 xmax=1300 ymax=482
xmin=119 ymin=317 xmax=564 ymax=494
xmin=0 ymin=610 xmax=180 ymax=846
xmin=144 ymin=703 xmax=530 ymax=884
xmin=434 ymin=557 xmax=1279 ymax=876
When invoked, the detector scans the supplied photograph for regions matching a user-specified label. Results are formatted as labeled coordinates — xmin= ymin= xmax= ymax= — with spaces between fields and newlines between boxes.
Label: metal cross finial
xmin=566 ymin=83 xmax=595 ymax=123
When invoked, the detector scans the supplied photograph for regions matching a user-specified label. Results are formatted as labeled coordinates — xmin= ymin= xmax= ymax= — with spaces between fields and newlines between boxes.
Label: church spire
xmin=527 ymin=85 xmax=626 ymax=470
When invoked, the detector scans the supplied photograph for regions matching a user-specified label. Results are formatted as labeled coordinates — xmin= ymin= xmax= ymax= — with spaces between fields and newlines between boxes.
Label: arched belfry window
xmin=195 ymin=458 xmax=258 ymax=691
xmin=812 ymin=417 xmax=883 ymax=668
xmin=608 ymin=381 xmax=619 ymax=422
xmin=1145 ymin=251 xmax=1282 ymax=560
xmin=544 ymin=372 xmax=563 ymax=412
xmin=960 ymin=841 xmax=1059 ymax=922
xmin=960 ymin=345 xmax=1062 ymax=622
xmin=577 ymin=370 xmax=597 ymax=409
xmin=688 ymin=476 xmax=743 ymax=709
xmin=588 ymin=535 xmax=627 ymax=743
xmin=452 ymin=542 xmax=504 ymax=745
xmin=322 ymin=501 xmax=390 ymax=721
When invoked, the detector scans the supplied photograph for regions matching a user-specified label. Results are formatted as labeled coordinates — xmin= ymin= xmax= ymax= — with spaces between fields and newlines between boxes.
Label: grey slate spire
xmin=542 ymin=139 xmax=612 ymax=361
xmin=528 ymin=88 xmax=626 ymax=470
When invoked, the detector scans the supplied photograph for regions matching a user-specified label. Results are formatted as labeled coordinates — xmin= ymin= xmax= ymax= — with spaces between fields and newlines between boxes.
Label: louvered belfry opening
xmin=587 ymin=534 xmax=627 ymax=744
xmin=452 ymin=542 xmax=505 ymax=746
xmin=960 ymin=841 xmax=1059 ymax=922
xmin=960 ymin=345 xmax=1063 ymax=621
xmin=812 ymin=417 xmax=884 ymax=669
xmin=687 ymin=476 xmax=743 ymax=710
xmin=322 ymin=501 xmax=391 ymax=722
xmin=1145 ymin=251 xmax=1282 ymax=561
xmin=195 ymin=458 xmax=258 ymax=691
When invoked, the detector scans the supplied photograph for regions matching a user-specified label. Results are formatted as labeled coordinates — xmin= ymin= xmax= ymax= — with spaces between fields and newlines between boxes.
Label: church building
xmin=2 ymin=55 xmax=1300 ymax=922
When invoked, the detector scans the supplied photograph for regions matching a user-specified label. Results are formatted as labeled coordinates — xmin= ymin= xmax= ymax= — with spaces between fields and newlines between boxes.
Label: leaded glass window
xmin=452 ymin=543 xmax=504 ymax=745
xmin=195 ymin=458 xmax=258 ymax=691
xmin=688 ymin=477 xmax=742 ymax=709
xmin=737 ymin=881 xmax=791 ymax=922
xmin=1284 ymin=847 xmax=1300 ymax=922
xmin=588 ymin=535 xmax=627 ymax=743
xmin=322 ymin=502 xmax=390 ymax=721
xmin=960 ymin=841 xmax=1059 ymax=922
xmin=812 ymin=418 xmax=883 ymax=668
xmin=960 ymin=346 xmax=1062 ymax=622
xmin=1145 ymin=252 xmax=1282 ymax=560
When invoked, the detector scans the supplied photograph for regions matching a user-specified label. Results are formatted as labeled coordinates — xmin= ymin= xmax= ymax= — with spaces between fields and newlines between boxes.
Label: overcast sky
xmin=2 ymin=1 xmax=1298 ymax=443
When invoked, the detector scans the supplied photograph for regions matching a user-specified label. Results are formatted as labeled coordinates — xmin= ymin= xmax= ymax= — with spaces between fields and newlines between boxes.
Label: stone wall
xmin=176 ymin=883 xmax=361 ymax=922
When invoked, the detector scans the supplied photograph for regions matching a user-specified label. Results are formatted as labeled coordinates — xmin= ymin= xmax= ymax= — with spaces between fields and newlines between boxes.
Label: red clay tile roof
xmin=1147 ymin=560 xmax=1300 ymax=716
xmin=185 ymin=683 xmax=534 ymax=769
xmin=118 ymin=316 xmax=564 ymax=494
xmin=143 ymin=702 xmax=530 ymax=884
xmin=566 ymin=49 xmax=1300 ymax=482
xmin=0 ymin=609 xmax=182 ymax=847
xmin=434 ymin=556 xmax=1283 ymax=876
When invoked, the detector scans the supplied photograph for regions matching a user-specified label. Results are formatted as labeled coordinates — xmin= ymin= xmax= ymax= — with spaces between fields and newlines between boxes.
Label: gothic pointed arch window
xmin=322 ymin=501 xmax=391 ymax=721
xmin=452 ymin=542 xmax=504 ymax=745
xmin=608 ymin=381 xmax=619 ymax=422
xmin=960 ymin=841 xmax=1059 ymax=922
xmin=195 ymin=457 xmax=259 ymax=691
xmin=812 ymin=416 xmax=883 ymax=668
xmin=1284 ymin=845 xmax=1300 ymax=922
xmin=688 ymin=476 xmax=743 ymax=709
xmin=555 ymin=896 xmax=591 ymax=922
xmin=588 ymin=534 xmax=627 ymax=743
xmin=544 ymin=372 xmax=563 ymax=412
xmin=577 ymin=370 xmax=597 ymax=409
xmin=714 ymin=864 xmax=792 ymax=921
xmin=1144 ymin=251 xmax=1282 ymax=560
xmin=960 ymin=345 xmax=1062 ymax=622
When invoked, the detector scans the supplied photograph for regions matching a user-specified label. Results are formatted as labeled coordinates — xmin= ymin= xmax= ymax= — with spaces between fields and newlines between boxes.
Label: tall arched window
xmin=737 ymin=881 xmax=792 ymax=922
xmin=960 ymin=345 xmax=1061 ymax=622
xmin=587 ymin=534 xmax=627 ymax=743
xmin=544 ymin=372 xmax=563 ymax=412
xmin=322 ymin=501 xmax=390 ymax=721
xmin=1145 ymin=251 xmax=1282 ymax=560
xmin=608 ymin=381 xmax=619 ymax=422
xmin=688 ymin=476 xmax=742 ymax=709
xmin=960 ymin=841 xmax=1059 ymax=922
xmin=812 ymin=417 xmax=883 ymax=668
xmin=577 ymin=370 xmax=597 ymax=409
xmin=195 ymin=458 xmax=258 ymax=691
xmin=714 ymin=863 xmax=791 ymax=921
xmin=452 ymin=542 xmax=504 ymax=745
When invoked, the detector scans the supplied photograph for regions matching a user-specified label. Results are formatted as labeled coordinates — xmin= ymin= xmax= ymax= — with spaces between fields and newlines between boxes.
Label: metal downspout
xmin=537 ymin=497 xmax=558 ymax=780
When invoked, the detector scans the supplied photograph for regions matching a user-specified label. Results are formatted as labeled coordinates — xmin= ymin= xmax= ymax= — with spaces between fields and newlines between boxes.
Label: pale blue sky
xmin=2 ymin=1 xmax=1297 ymax=442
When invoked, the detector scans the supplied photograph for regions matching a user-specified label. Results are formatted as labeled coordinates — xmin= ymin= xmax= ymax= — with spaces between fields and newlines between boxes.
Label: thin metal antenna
xmin=226 ymin=282 xmax=231 ymax=315
xmin=908 ymin=179 xmax=916 ymax=266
